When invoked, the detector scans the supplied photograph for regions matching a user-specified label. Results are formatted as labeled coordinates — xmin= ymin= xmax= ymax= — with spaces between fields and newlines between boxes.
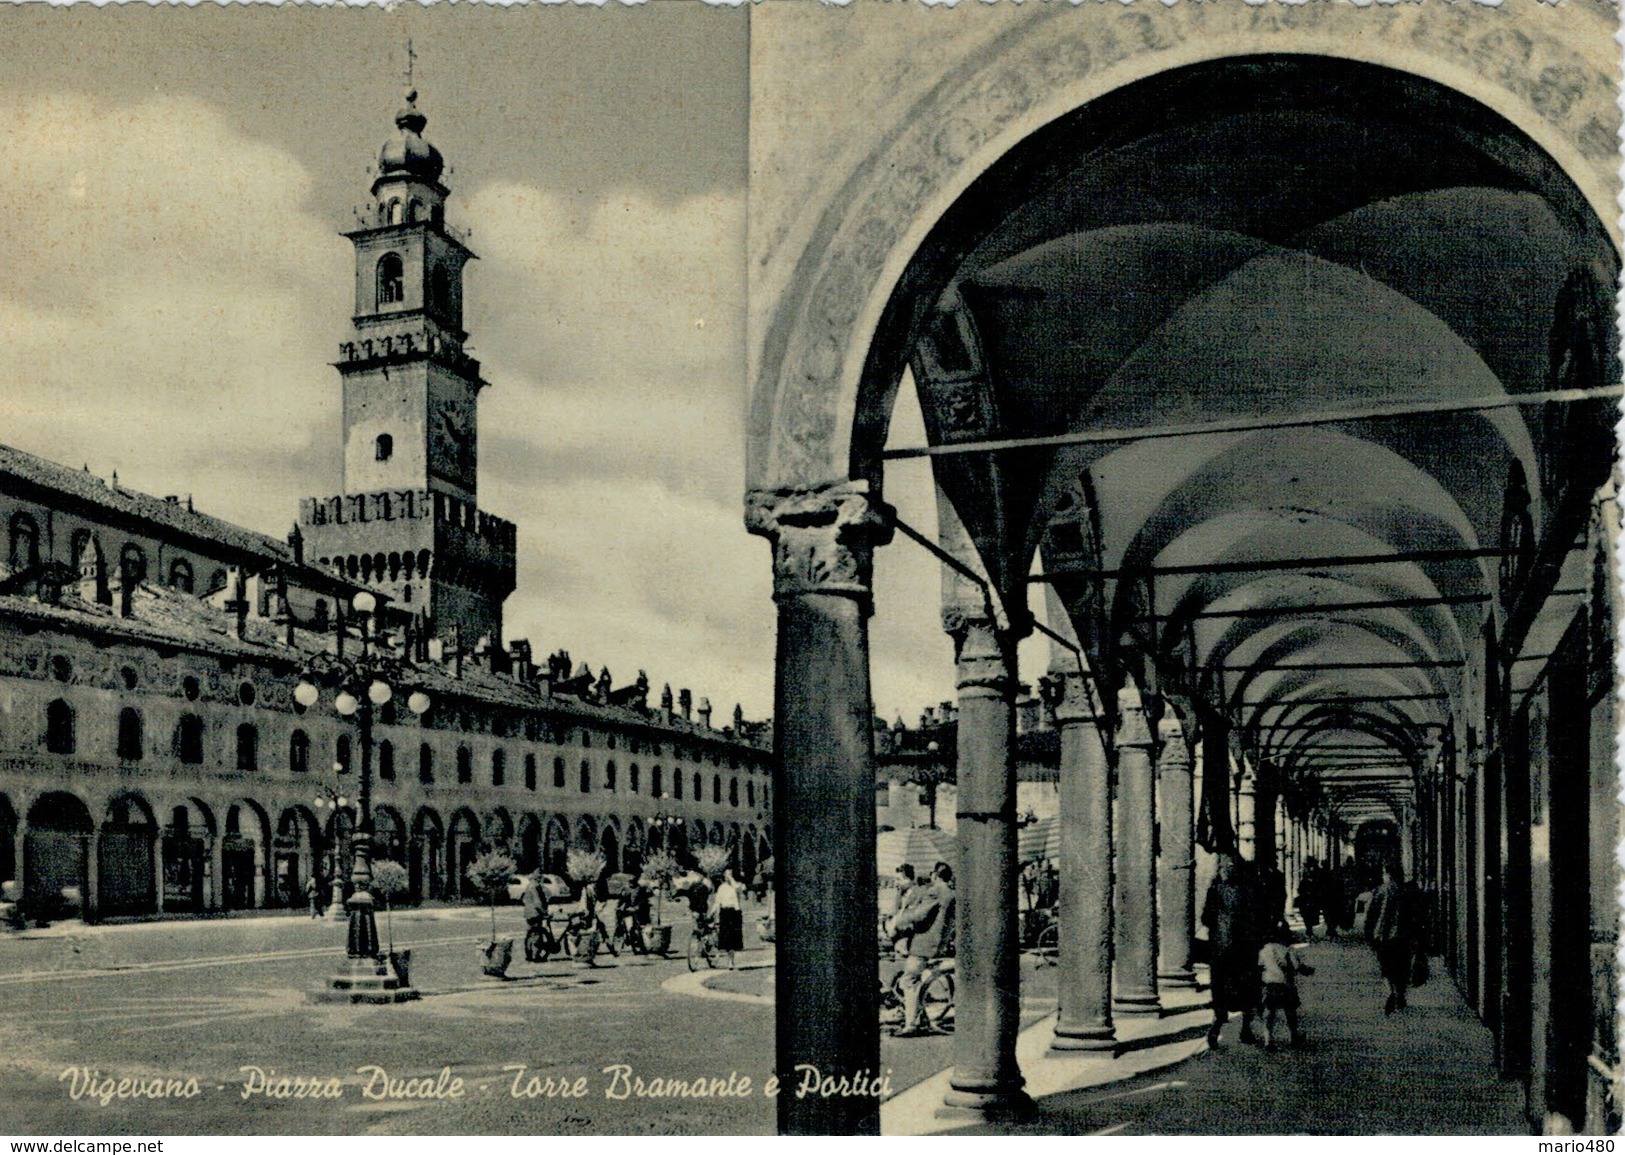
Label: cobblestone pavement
xmin=0 ymin=903 xmax=776 ymax=1135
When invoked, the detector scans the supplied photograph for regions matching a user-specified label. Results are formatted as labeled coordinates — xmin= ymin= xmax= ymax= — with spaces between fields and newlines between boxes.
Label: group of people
xmin=1293 ymin=855 xmax=1373 ymax=940
xmin=517 ymin=865 xmax=749 ymax=968
xmin=883 ymin=861 xmax=957 ymax=1037
xmin=1203 ymin=852 xmax=1428 ymax=1051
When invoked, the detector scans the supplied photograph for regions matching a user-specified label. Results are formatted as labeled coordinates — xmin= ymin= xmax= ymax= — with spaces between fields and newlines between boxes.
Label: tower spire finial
xmin=404 ymin=38 xmax=417 ymax=98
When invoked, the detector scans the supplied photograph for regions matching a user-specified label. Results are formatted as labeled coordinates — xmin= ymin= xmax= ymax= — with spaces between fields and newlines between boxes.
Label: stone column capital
xmin=745 ymin=479 xmax=893 ymax=604
xmin=1039 ymin=668 xmax=1104 ymax=727
xmin=945 ymin=609 xmax=1013 ymax=698
xmin=1115 ymin=685 xmax=1155 ymax=749
xmin=1156 ymin=716 xmax=1190 ymax=768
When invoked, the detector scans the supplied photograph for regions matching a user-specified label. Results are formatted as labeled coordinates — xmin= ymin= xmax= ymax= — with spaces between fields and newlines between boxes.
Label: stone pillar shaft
xmin=1047 ymin=668 xmax=1115 ymax=1051
xmin=747 ymin=481 xmax=890 ymax=1136
xmin=945 ymin=614 xmax=1028 ymax=1113
xmin=1113 ymin=685 xmax=1160 ymax=1016
xmin=1156 ymin=716 xmax=1196 ymax=988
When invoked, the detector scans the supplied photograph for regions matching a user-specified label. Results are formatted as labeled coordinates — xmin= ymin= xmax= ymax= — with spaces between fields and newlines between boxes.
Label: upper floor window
xmin=419 ymin=743 xmax=434 ymax=784
xmin=579 ymin=761 xmax=591 ymax=793
xmin=651 ymin=766 xmax=664 ymax=799
xmin=379 ymin=740 xmax=395 ymax=781
xmin=290 ymin=729 xmax=310 ymax=774
xmin=120 ymin=543 xmax=147 ymax=586
xmin=491 ymin=748 xmax=506 ymax=788
xmin=169 ymin=559 xmax=194 ymax=593
xmin=673 ymin=772 xmax=683 ymax=801
xmin=117 ymin=708 xmax=143 ymax=761
xmin=729 ymin=778 xmax=739 ymax=808
xmin=712 ymin=775 xmax=722 ymax=805
xmin=605 ymin=761 xmax=617 ymax=793
xmin=236 ymin=723 xmax=258 ymax=772
xmin=457 ymin=746 xmax=473 ymax=785
xmin=8 ymin=512 xmax=39 ymax=573
xmin=175 ymin=714 xmax=204 ymax=765
xmin=629 ymin=764 xmax=640 ymax=794
xmin=45 ymin=698 xmax=75 ymax=755
xmin=375 ymin=434 xmax=394 ymax=462
xmin=336 ymin=734 xmax=352 ymax=774
xmin=553 ymin=756 xmax=565 ymax=789
xmin=376 ymin=253 xmax=405 ymax=307
xmin=524 ymin=753 xmax=537 ymax=792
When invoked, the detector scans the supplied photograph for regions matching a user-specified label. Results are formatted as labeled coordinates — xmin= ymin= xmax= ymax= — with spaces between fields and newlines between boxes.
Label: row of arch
xmin=7 ymin=512 xmax=228 ymax=599
xmin=320 ymin=548 xmax=433 ymax=586
xmin=2 ymin=788 xmax=772 ymax=918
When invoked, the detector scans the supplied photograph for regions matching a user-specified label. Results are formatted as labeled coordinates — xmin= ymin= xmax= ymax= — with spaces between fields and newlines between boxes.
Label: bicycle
xmin=884 ymin=957 xmax=956 ymax=1034
xmin=688 ymin=913 xmax=720 ymax=971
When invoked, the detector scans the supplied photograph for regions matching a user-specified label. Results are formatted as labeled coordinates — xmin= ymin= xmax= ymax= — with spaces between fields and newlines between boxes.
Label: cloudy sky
xmin=0 ymin=3 xmax=1001 ymax=724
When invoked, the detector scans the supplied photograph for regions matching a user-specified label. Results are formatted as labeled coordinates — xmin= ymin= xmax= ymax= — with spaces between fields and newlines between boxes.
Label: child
xmin=1257 ymin=927 xmax=1315 ymax=1050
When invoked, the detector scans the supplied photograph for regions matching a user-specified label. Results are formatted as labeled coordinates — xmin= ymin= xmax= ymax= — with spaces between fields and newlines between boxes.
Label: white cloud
xmin=0 ymin=90 xmax=348 ymax=525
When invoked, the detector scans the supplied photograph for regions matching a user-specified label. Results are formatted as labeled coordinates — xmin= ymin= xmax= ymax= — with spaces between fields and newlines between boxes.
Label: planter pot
xmin=481 ymin=938 xmax=514 ymax=978
xmin=756 ymin=916 xmax=776 ymax=943
xmin=642 ymin=924 xmax=673 ymax=956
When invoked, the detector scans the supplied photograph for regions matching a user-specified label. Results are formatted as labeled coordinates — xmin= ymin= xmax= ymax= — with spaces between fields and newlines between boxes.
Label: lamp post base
xmin=309 ymin=955 xmax=420 ymax=1004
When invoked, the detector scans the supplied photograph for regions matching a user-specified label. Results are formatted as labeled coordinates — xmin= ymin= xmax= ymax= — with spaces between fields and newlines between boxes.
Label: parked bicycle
xmin=881 ymin=957 xmax=956 ymax=1034
xmin=688 ymin=912 xmax=720 ymax=971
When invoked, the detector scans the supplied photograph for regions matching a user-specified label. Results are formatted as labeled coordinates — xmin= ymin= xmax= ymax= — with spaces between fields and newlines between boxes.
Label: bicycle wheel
xmin=920 ymin=970 xmax=955 ymax=1032
xmin=703 ymin=936 xmax=718 ymax=969
xmin=687 ymin=932 xmax=704 ymax=972
xmin=1036 ymin=923 xmax=1059 ymax=964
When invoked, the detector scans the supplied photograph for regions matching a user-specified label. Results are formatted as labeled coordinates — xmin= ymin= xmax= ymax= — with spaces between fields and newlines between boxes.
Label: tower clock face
xmin=431 ymin=396 xmax=476 ymax=486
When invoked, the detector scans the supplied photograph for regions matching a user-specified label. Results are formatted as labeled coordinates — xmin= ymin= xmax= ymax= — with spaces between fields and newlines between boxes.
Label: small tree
xmin=565 ymin=849 xmax=606 ymax=892
xmin=640 ymin=849 xmax=680 ymax=926
xmin=370 ymin=860 xmax=410 ymax=956
xmin=466 ymin=849 xmax=518 ymax=943
xmin=695 ymin=844 xmax=730 ymax=880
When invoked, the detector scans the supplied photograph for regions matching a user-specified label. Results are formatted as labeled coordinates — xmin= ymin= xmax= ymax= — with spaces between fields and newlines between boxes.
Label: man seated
xmin=888 ymin=861 xmax=956 ymax=1036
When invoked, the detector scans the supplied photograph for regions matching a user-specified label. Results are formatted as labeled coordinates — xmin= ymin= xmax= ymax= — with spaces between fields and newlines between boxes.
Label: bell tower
xmin=299 ymin=88 xmax=517 ymax=650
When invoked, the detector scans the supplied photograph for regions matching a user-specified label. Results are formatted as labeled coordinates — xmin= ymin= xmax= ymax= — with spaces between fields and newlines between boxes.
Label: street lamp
xmin=299 ymin=592 xmax=431 ymax=1004
xmin=313 ymin=780 xmax=351 ymax=921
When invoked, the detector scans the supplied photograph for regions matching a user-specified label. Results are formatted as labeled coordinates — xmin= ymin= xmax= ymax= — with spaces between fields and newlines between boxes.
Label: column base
xmin=309 ymin=956 xmax=420 ymax=1005
xmin=324 ymin=903 xmax=347 ymax=923
xmin=941 ymin=1084 xmax=1034 ymax=1119
xmin=1158 ymin=967 xmax=1198 ymax=989
xmin=1112 ymin=992 xmax=1162 ymax=1017
xmin=1048 ymin=1022 xmax=1117 ymax=1054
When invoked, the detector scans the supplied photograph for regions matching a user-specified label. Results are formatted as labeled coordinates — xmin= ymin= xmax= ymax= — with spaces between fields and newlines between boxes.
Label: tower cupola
xmin=377 ymin=91 xmax=444 ymax=185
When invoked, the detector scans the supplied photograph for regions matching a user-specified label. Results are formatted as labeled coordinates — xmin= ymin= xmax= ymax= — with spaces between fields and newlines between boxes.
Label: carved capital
xmin=945 ymin=610 xmax=1012 ymax=696
xmin=745 ymin=479 xmax=893 ymax=603
xmin=1115 ymin=685 xmax=1155 ymax=749
xmin=1040 ymin=668 xmax=1103 ymax=727
xmin=1156 ymin=715 xmax=1191 ymax=770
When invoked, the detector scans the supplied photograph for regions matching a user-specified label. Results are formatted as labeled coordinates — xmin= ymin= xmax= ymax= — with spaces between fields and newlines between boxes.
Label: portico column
xmin=1113 ymin=685 xmax=1160 ymax=1016
xmin=1045 ymin=666 xmax=1115 ymax=1052
xmin=746 ymin=480 xmax=891 ymax=1137
xmin=944 ymin=611 xmax=1029 ymax=1115
xmin=1156 ymin=714 xmax=1196 ymax=988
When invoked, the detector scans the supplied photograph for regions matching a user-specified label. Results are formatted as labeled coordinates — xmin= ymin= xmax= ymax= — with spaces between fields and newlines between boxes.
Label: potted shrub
xmin=695 ymin=845 xmax=730 ymax=880
xmin=467 ymin=849 xmax=518 ymax=978
xmin=639 ymin=849 xmax=680 ymax=956
xmin=370 ymin=860 xmax=411 ymax=985
xmin=564 ymin=849 xmax=606 ymax=965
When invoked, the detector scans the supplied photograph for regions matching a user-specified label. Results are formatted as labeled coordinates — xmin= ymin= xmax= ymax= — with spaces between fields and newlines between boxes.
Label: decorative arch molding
xmin=747 ymin=4 xmax=1619 ymax=493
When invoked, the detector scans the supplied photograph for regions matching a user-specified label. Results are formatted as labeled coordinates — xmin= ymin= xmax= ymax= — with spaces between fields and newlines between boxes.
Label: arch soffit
xmin=747 ymin=12 xmax=1620 ymax=491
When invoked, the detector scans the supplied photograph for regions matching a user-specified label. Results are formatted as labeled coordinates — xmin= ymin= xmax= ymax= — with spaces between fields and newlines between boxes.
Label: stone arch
xmin=220 ymin=797 xmax=269 ymax=911
xmin=747 ymin=16 xmax=1619 ymax=494
xmin=24 ymin=791 xmax=93 ymax=912
xmin=99 ymin=791 xmax=158 ymax=916
xmin=372 ymin=805 xmax=407 ymax=866
xmin=623 ymin=817 xmax=646 ymax=878
xmin=410 ymin=807 xmax=444 ymax=904
xmin=273 ymin=805 xmax=320 ymax=908
xmin=599 ymin=822 xmax=620 ymax=877
xmin=448 ymin=807 xmax=480 ymax=899
xmin=575 ymin=813 xmax=597 ymax=853
xmin=483 ymin=807 xmax=515 ymax=853
xmin=544 ymin=814 xmax=570 ymax=876
xmin=517 ymin=813 xmax=543 ymax=873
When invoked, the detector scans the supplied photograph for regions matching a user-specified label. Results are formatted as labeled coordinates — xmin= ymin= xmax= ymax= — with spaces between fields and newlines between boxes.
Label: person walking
xmin=1364 ymin=860 xmax=1422 ymax=1015
xmin=1297 ymin=857 xmax=1324 ymax=940
xmin=1257 ymin=925 xmax=1315 ymax=1050
xmin=713 ymin=868 xmax=744 ymax=970
xmin=306 ymin=875 xmax=322 ymax=919
xmin=1202 ymin=852 xmax=1264 ymax=1048
xmin=889 ymin=861 xmax=956 ymax=1036
xmin=522 ymin=872 xmax=554 ymax=962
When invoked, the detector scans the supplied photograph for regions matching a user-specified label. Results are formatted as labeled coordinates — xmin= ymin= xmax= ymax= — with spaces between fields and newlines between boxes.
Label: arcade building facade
xmin=0 ymin=92 xmax=773 ymax=921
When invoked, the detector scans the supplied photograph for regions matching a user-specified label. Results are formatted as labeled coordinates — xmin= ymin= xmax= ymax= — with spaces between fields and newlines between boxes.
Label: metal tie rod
xmin=1216 ymin=659 xmax=1463 ymax=671
xmin=883 ymin=384 xmax=1623 ymax=461
xmin=1035 ymin=546 xmax=1516 ymax=583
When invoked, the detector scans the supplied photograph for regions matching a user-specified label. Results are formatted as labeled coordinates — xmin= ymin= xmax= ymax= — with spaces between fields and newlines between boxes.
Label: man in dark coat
xmin=1365 ymin=860 xmax=1423 ymax=1015
xmin=889 ymin=861 xmax=956 ymax=1036
xmin=1201 ymin=852 xmax=1263 ymax=1048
